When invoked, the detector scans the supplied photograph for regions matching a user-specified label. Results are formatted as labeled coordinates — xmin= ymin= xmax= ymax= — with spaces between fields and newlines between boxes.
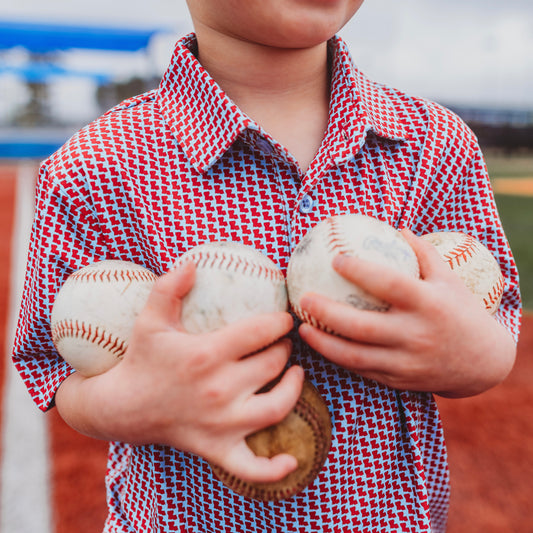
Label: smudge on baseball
xmin=421 ymin=231 xmax=505 ymax=314
xmin=287 ymin=214 xmax=420 ymax=330
xmin=50 ymin=260 xmax=158 ymax=377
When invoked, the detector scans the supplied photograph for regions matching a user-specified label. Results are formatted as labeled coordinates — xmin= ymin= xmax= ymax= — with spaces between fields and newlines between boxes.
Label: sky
xmin=0 ymin=0 xmax=532 ymax=125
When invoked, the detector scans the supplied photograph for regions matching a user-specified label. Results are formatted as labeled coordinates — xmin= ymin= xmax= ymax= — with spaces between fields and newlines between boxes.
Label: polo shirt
xmin=13 ymin=33 xmax=521 ymax=533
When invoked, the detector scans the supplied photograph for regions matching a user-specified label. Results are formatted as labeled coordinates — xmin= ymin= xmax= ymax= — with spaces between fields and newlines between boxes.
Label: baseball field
xmin=0 ymin=157 xmax=531 ymax=532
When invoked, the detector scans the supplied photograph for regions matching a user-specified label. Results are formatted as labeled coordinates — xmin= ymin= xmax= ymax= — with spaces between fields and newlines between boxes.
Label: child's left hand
xmin=297 ymin=229 xmax=517 ymax=398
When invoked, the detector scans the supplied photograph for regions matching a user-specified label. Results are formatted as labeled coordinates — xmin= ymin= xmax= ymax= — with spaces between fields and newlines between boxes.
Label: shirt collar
xmin=157 ymin=33 xmax=409 ymax=173
xmin=327 ymin=36 xmax=409 ymax=147
xmin=157 ymin=33 xmax=254 ymax=173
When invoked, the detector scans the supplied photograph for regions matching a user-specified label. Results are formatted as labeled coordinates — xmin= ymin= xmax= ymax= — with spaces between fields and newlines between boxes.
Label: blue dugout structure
xmin=0 ymin=20 xmax=171 ymax=159
xmin=0 ymin=20 xmax=165 ymax=53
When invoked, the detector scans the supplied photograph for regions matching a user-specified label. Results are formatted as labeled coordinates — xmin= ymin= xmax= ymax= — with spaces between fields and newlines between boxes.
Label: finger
xmin=236 ymin=338 xmax=293 ymax=394
xmin=332 ymin=253 xmax=420 ymax=310
xmin=242 ymin=365 xmax=304 ymax=432
xmin=208 ymin=312 xmax=295 ymax=361
xmin=298 ymin=293 xmax=398 ymax=346
xmin=299 ymin=323 xmax=419 ymax=389
xmin=219 ymin=440 xmax=298 ymax=484
xmin=400 ymin=228 xmax=452 ymax=280
xmin=299 ymin=322 xmax=395 ymax=374
xmin=142 ymin=261 xmax=196 ymax=327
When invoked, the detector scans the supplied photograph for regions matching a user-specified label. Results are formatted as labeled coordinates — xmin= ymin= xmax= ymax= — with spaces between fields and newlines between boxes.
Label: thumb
xmin=215 ymin=439 xmax=298 ymax=485
xmin=400 ymin=228 xmax=450 ymax=280
xmin=142 ymin=261 xmax=196 ymax=327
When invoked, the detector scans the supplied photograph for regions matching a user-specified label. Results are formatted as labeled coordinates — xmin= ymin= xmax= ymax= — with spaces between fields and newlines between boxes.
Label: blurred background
xmin=0 ymin=1 xmax=532 ymax=532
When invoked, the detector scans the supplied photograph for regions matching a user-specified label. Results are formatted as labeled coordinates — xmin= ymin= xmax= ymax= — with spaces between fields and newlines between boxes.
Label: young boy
xmin=13 ymin=1 xmax=521 ymax=531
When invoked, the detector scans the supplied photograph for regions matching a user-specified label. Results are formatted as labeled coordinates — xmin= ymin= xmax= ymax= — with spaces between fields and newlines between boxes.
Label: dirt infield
xmin=47 ymin=409 xmax=108 ymax=533
xmin=492 ymin=177 xmax=533 ymax=197
xmin=438 ymin=314 xmax=533 ymax=532
xmin=0 ymin=167 xmax=15 ymax=473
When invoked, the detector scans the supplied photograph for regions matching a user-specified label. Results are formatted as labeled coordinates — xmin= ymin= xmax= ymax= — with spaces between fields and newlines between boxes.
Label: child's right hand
xmin=55 ymin=261 xmax=304 ymax=484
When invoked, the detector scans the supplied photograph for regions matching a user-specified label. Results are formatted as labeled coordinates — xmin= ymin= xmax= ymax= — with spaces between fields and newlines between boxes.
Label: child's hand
xmin=297 ymin=229 xmax=516 ymax=398
xmin=56 ymin=262 xmax=304 ymax=484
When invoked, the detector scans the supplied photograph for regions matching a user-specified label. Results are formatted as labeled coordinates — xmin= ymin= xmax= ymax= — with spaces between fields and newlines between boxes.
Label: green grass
xmin=485 ymin=153 xmax=533 ymax=179
xmin=494 ymin=194 xmax=533 ymax=311
xmin=483 ymin=153 xmax=533 ymax=310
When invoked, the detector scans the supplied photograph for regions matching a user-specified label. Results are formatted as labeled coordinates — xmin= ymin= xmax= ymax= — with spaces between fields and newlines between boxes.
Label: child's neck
xmin=195 ymin=28 xmax=331 ymax=173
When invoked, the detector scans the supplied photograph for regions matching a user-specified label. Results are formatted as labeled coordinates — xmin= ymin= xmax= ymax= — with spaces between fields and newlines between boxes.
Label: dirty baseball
xmin=421 ymin=231 xmax=505 ymax=314
xmin=173 ymin=241 xmax=288 ymax=333
xmin=287 ymin=214 xmax=420 ymax=330
xmin=50 ymin=260 xmax=158 ymax=377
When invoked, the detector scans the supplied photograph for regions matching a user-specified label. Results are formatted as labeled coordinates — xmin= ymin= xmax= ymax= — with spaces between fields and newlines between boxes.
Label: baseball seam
xmin=179 ymin=251 xmax=285 ymax=282
xmin=442 ymin=236 xmax=478 ymax=269
xmin=212 ymin=393 xmax=330 ymax=501
xmin=51 ymin=319 xmax=128 ymax=358
xmin=69 ymin=268 xmax=157 ymax=284
xmin=291 ymin=304 xmax=334 ymax=333
xmin=326 ymin=217 xmax=353 ymax=256
xmin=483 ymin=275 xmax=505 ymax=311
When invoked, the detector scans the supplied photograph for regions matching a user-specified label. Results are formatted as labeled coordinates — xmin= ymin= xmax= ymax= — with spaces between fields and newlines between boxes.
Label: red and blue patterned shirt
xmin=13 ymin=33 xmax=521 ymax=532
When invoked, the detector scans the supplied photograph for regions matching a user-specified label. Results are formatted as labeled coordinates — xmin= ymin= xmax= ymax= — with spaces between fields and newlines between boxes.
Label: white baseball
xmin=50 ymin=260 xmax=158 ymax=377
xmin=173 ymin=241 xmax=288 ymax=334
xmin=421 ymin=231 xmax=504 ymax=314
xmin=287 ymin=214 xmax=420 ymax=329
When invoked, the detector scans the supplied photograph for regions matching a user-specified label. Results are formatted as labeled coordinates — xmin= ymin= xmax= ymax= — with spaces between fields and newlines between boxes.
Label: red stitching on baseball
xmin=326 ymin=217 xmax=353 ymax=256
xmin=70 ymin=267 xmax=157 ymax=284
xmin=483 ymin=274 xmax=505 ymax=311
xmin=441 ymin=235 xmax=478 ymax=269
xmin=178 ymin=250 xmax=284 ymax=282
xmin=51 ymin=319 xmax=128 ymax=358
xmin=294 ymin=395 xmax=329 ymax=483
xmin=291 ymin=304 xmax=333 ymax=333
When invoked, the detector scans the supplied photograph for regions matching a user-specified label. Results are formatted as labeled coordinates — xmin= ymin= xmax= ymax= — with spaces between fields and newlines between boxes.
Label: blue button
xmin=299 ymin=194 xmax=314 ymax=214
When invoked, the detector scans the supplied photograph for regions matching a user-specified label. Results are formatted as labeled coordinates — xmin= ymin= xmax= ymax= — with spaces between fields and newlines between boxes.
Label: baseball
xmin=173 ymin=241 xmax=332 ymax=500
xmin=287 ymin=214 xmax=420 ymax=329
xmin=211 ymin=380 xmax=332 ymax=501
xmin=50 ymin=260 xmax=158 ymax=377
xmin=421 ymin=231 xmax=505 ymax=314
xmin=173 ymin=241 xmax=288 ymax=333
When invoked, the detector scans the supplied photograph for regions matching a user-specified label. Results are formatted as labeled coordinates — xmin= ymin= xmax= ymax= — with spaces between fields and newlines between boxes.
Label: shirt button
xmin=256 ymin=138 xmax=274 ymax=155
xmin=299 ymin=194 xmax=315 ymax=214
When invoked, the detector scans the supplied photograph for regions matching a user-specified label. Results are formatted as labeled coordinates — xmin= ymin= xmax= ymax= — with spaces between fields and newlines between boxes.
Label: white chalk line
xmin=0 ymin=162 xmax=53 ymax=533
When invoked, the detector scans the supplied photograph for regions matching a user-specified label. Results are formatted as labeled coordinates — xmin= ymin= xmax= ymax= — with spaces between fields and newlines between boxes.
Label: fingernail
xmin=299 ymin=295 xmax=311 ymax=309
xmin=300 ymin=292 xmax=326 ymax=310
xmin=293 ymin=365 xmax=304 ymax=378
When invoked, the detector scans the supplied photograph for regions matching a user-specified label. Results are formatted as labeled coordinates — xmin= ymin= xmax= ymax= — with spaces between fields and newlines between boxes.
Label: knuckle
xmin=183 ymin=346 xmax=216 ymax=376
xmin=360 ymin=319 xmax=379 ymax=340
xmin=204 ymin=382 xmax=229 ymax=403
xmin=408 ymin=324 xmax=432 ymax=350
xmin=417 ymin=287 xmax=442 ymax=314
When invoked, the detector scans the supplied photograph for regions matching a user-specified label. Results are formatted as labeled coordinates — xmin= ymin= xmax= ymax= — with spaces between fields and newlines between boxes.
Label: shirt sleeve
xmin=408 ymin=108 xmax=522 ymax=342
xmin=459 ymin=142 xmax=521 ymax=341
xmin=12 ymin=157 xmax=108 ymax=411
